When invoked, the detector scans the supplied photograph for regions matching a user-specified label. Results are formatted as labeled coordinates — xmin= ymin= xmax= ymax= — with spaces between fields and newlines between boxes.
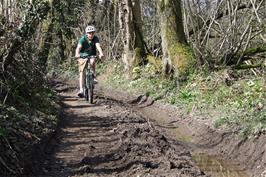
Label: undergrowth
xmin=98 ymin=60 xmax=266 ymax=136
xmin=0 ymin=83 xmax=58 ymax=176
xmin=47 ymin=59 xmax=78 ymax=79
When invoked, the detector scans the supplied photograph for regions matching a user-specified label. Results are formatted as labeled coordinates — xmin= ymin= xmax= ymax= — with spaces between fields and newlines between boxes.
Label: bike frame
xmin=82 ymin=56 xmax=96 ymax=103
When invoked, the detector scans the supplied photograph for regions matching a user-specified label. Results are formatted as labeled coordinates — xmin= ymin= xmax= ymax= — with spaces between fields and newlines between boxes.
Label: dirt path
xmin=95 ymin=82 xmax=265 ymax=177
xmin=32 ymin=80 xmax=266 ymax=177
xmin=34 ymin=81 xmax=207 ymax=177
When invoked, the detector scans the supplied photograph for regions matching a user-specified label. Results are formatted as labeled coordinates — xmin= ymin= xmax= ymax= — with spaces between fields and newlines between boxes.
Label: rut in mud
xmin=32 ymin=81 xmax=207 ymax=177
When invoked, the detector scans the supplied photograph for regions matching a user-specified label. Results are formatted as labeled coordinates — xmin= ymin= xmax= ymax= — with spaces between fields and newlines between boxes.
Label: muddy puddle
xmin=95 ymin=84 xmax=266 ymax=176
xmin=193 ymin=153 xmax=248 ymax=177
xmin=136 ymin=107 xmax=250 ymax=177
xmin=159 ymin=123 xmax=249 ymax=177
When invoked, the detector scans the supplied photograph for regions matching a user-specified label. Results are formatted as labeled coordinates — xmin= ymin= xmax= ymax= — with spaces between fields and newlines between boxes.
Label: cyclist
xmin=75 ymin=25 xmax=104 ymax=97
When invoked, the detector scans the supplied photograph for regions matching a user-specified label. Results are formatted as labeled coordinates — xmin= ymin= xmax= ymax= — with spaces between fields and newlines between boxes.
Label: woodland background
xmin=0 ymin=0 xmax=265 ymax=176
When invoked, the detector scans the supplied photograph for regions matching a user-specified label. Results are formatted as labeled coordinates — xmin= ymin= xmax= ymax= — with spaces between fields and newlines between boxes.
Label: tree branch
xmin=232 ymin=63 xmax=264 ymax=70
xmin=188 ymin=2 xmax=254 ymax=36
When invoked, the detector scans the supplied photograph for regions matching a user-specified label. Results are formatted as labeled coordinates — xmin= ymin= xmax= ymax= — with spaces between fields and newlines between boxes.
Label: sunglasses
xmin=86 ymin=32 xmax=95 ymax=34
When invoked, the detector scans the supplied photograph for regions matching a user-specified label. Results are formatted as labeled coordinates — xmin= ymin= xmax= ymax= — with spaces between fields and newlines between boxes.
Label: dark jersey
xmin=79 ymin=35 xmax=99 ymax=57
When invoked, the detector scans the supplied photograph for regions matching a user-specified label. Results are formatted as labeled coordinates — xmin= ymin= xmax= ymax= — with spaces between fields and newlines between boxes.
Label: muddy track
xmin=31 ymin=80 xmax=208 ymax=177
xmin=29 ymin=80 xmax=266 ymax=177
xmin=96 ymin=83 xmax=265 ymax=177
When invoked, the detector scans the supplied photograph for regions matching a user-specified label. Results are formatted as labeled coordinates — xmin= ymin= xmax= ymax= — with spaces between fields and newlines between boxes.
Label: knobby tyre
xmin=84 ymin=71 xmax=89 ymax=101
xmin=89 ymin=87 xmax=93 ymax=104
xmin=89 ymin=74 xmax=94 ymax=104
xmin=85 ymin=88 xmax=89 ymax=101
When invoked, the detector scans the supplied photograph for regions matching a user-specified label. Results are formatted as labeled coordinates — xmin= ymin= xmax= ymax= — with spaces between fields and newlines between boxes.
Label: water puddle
xmin=155 ymin=122 xmax=249 ymax=177
xmin=171 ymin=127 xmax=249 ymax=177
xmin=193 ymin=153 xmax=248 ymax=177
xmin=138 ymin=108 xmax=250 ymax=176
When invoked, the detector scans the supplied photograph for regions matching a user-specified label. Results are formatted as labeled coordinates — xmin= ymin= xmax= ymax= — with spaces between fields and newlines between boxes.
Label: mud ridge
xmin=96 ymin=82 xmax=266 ymax=177
xmin=32 ymin=80 xmax=209 ymax=177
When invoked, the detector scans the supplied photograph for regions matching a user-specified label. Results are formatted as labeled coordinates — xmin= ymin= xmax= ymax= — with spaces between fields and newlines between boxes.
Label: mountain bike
xmin=82 ymin=55 xmax=96 ymax=103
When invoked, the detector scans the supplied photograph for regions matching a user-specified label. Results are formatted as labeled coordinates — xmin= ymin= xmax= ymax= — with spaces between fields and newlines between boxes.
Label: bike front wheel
xmin=89 ymin=87 xmax=93 ymax=104
xmin=86 ymin=73 xmax=94 ymax=104
xmin=84 ymin=88 xmax=89 ymax=101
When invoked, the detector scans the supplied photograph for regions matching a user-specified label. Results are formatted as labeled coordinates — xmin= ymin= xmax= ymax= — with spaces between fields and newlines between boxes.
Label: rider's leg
xmin=78 ymin=59 xmax=86 ymax=95
xmin=90 ymin=57 xmax=98 ymax=82
xmin=90 ymin=57 xmax=96 ymax=77
xmin=79 ymin=71 xmax=84 ymax=91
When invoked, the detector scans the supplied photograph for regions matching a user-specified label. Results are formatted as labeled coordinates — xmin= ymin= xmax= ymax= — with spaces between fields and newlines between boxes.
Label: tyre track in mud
xmin=94 ymin=83 xmax=264 ymax=177
xmin=95 ymin=84 xmax=265 ymax=177
xmin=34 ymin=81 xmax=207 ymax=177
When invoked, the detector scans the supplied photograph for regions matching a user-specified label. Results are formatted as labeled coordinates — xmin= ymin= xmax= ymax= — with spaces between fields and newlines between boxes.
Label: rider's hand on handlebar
xmin=99 ymin=53 xmax=104 ymax=60
xmin=75 ymin=54 xmax=80 ymax=59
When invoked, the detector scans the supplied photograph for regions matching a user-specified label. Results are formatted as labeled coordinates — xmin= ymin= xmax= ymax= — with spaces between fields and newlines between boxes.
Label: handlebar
xmin=73 ymin=55 xmax=103 ymax=60
xmin=79 ymin=55 xmax=97 ymax=59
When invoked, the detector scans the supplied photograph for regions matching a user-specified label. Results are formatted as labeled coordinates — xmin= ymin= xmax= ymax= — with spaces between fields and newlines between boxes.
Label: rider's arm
xmin=75 ymin=43 xmax=82 ymax=58
xmin=96 ymin=43 xmax=104 ymax=59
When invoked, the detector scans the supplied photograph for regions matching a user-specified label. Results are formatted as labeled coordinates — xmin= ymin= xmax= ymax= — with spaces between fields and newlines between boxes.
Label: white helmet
xmin=85 ymin=25 xmax=96 ymax=33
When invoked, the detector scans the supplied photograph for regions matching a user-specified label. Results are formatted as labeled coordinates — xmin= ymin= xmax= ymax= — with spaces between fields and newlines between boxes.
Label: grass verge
xmin=98 ymin=60 xmax=266 ymax=136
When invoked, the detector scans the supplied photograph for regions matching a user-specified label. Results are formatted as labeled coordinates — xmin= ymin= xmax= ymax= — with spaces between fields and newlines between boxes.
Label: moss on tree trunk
xmin=147 ymin=55 xmax=162 ymax=72
xmin=38 ymin=0 xmax=54 ymax=70
xmin=158 ymin=0 xmax=195 ymax=79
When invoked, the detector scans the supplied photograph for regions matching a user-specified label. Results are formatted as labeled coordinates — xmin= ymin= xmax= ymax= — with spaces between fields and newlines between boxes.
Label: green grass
xmin=99 ymin=60 xmax=266 ymax=136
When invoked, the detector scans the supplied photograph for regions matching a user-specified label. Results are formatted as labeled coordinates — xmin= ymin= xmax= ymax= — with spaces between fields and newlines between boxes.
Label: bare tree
xmin=0 ymin=0 xmax=18 ymax=22
xmin=183 ymin=0 xmax=266 ymax=72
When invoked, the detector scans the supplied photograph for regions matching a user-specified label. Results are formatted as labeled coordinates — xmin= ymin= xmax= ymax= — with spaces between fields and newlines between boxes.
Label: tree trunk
xmin=2 ymin=1 xmax=50 ymax=71
xmin=132 ymin=0 xmax=145 ymax=58
xmin=38 ymin=0 xmax=54 ymax=70
xmin=87 ymin=0 xmax=96 ymax=25
xmin=3 ymin=0 xmax=7 ymax=17
xmin=158 ymin=0 xmax=195 ymax=79
xmin=7 ymin=0 xmax=11 ymax=21
xmin=118 ymin=0 xmax=145 ymax=79
xmin=0 ymin=0 xmax=3 ymax=15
